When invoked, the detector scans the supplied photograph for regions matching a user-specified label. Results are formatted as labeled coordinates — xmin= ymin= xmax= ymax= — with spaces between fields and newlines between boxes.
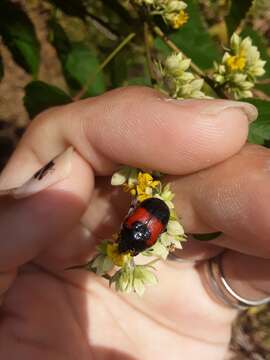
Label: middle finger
xmin=171 ymin=143 xmax=270 ymax=258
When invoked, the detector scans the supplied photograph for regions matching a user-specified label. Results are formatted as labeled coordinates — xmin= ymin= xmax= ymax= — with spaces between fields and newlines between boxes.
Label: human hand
xmin=0 ymin=87 xmax=267 ymax=360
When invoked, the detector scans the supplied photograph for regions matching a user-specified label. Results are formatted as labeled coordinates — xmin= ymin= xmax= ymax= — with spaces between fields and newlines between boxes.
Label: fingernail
xmin=0 ymin=147 xmax=74 ymax=199
xmin=192 ymin=232 xmax=222 ymax=241
xmin=201 ymin=101 xmax=258 ymax=123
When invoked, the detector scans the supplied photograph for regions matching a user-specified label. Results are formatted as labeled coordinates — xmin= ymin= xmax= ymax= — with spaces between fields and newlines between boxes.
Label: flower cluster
xmin=87 ymin=166 xmax=186 ymax=296
xmin=161 ymin=52 xmax=210 ymax=99
xmin=112 ymin=167 xmax=161 ymax=202
xmin=212 ymin=33 xmax=266 ymax=99
xmin=133 ymin=0 xmax=188 ymax=29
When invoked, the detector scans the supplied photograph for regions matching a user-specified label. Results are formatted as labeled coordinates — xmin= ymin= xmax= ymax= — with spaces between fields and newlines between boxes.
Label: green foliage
xmin=49 ymin=19 xmax=105 ymax=97
xmin=65 ymin=44 xmax=106 ymax=96
xmin=0 ymin=0 xmax=40 ymax=76
xmin=246 ymin=99 xmax=270 ymax=145
xmin=155 ymin=0 xmax=220 ymax=69
xmin=109 ymin=51 xmax=128 ymax=88
xmin=23 ymin=81 xmax=72 ymax=118
xmin=225 ymin=0 xmax=254 ymax=37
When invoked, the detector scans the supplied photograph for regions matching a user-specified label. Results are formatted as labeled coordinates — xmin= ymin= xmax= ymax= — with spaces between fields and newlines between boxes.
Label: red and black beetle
xmin=118 ymin=197 xmax=170 ymax=255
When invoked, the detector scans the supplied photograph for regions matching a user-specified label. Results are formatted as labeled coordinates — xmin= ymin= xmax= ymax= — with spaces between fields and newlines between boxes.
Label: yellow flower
xmin=123 ymin=171 xmax=160 ymax=201
xmin=226 ymin=54 xmax=246 ymax=71
xmin=107 ymin=243 xmax=131 ymax=267
xmin=169 ymin=10 xmax=188 ymax=29
xmin=136 ymin=172 xmax=160 ymax=202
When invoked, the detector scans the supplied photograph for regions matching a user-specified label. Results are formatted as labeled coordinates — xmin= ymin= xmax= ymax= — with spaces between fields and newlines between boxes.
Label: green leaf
xmin=49 ymin=20 xmax=106 ymax=97
xmin=48 ymin=0 xmax=88 ymax=19
xmin=23 ymin=81 xmax=72 ymax=118
xmin=155 ymin=0 xmax=220 ymax=69
xmin=126 ymin=76 xmax=151 ymax=86
xmin=0 ymin=0 xmax=40 ymax=76
xmin=245 ymin=99 xmax=270 ymax=145
xmin=0 ymin=53 xmax=4 ymax=81
xmin=65 ymin=43 xmax=106 ymax=96
xmin=48 ymin=19 xmax=71 ymax=64
xmin=225 ymin=0 xmax=254 ymax=38
xmin=109 ymin=51 xmax=128 ymax=88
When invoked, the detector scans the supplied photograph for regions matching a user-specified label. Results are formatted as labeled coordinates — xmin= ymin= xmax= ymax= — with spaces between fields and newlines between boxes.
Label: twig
xmin=144 ymin=22 xmax=157 ymax=85
xmin=87 ymin=12 xmax=120 ymax=40
xmin=257 ymin=78 xmax=270 ymax=85
xmin=73 ymin=32 xmax=136 ymax=101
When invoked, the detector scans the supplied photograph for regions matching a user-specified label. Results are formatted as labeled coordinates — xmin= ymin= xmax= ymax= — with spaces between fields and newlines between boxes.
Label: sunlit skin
xmin=0 ymin=87 xmax=269 ymax=360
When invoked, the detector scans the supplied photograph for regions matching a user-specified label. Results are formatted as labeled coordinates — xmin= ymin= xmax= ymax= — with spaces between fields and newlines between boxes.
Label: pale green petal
xmin=102 ymin=257 xmax=114 ymax=273
xmin=111 ymin=166 xmax=130 ymax=186
xmin=222 ymin=52 xmax=230 ymax=64
xmin=141 ymin=269 xmax=158 ymax=286
xmin=231 ymin=33 xmax=240 ymax=51
xmin=145 ymin=241 xmax=169 ymax=259
xmin=167 ymin=220 xmax=185 ymax=236
xmin=134 ymin=278 xmax=145 ymax=296
xmin=180 ymin=72 xmax=194 ymax=82
xmin=92 ymin=254 xmax=104 ymax=269
xmin=179 ymin=59 xmax=191 ymax=71
xmin=241 ymin=81 xmax=254 ymax=90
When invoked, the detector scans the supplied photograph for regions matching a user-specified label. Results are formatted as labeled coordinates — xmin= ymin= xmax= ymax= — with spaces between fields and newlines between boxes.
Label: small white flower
xmin=212 ymin=33 xmax=266 ymax=99
xmin=232 ymin=73 xmax=247 ymax=84
xmin=112 ymin=265 xmax=158 ymax=296
xmin=230 ymin=33 xmax=241 ymax=52
xmin=160 ymin=232 xmax=184 ymax=249
xmin=91 ymin=254 xmax=114 ymax=276
xmin=166 ymin=0 xmax=187 ymax=12
xmin=111 ymin=167 xmax=129 ymax=186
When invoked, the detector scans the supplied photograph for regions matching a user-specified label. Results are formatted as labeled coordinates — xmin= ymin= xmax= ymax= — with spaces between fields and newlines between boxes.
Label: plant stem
xmin=73 ymin=32 xmax=136 ymax=101
xmin=144 ymin=22 xmax=157 ymax=85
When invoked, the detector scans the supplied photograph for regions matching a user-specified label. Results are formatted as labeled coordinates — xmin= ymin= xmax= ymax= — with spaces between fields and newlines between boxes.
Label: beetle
xmin=118 ymin=197 xmax=170 ymax=255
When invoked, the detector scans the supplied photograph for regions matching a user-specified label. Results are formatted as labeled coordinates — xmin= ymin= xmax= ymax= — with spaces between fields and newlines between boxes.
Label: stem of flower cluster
xmin=73 ymin=32 xmax=136 ymax=101
xmin=144 ymin=22 xmax=158 ymax=85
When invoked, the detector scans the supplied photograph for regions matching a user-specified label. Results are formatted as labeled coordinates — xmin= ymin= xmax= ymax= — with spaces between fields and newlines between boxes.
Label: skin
xmin=0 ymin=87 xmax=269 ymax=360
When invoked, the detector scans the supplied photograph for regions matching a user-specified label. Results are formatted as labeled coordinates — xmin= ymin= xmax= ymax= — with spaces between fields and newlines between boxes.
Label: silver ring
xmin=204 ymin=253 xmax=270 ymax=310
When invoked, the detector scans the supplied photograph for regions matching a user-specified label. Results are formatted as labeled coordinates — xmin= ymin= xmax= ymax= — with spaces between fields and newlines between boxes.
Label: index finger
xmin=0 ymin=86 xmax=256 ymax=188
